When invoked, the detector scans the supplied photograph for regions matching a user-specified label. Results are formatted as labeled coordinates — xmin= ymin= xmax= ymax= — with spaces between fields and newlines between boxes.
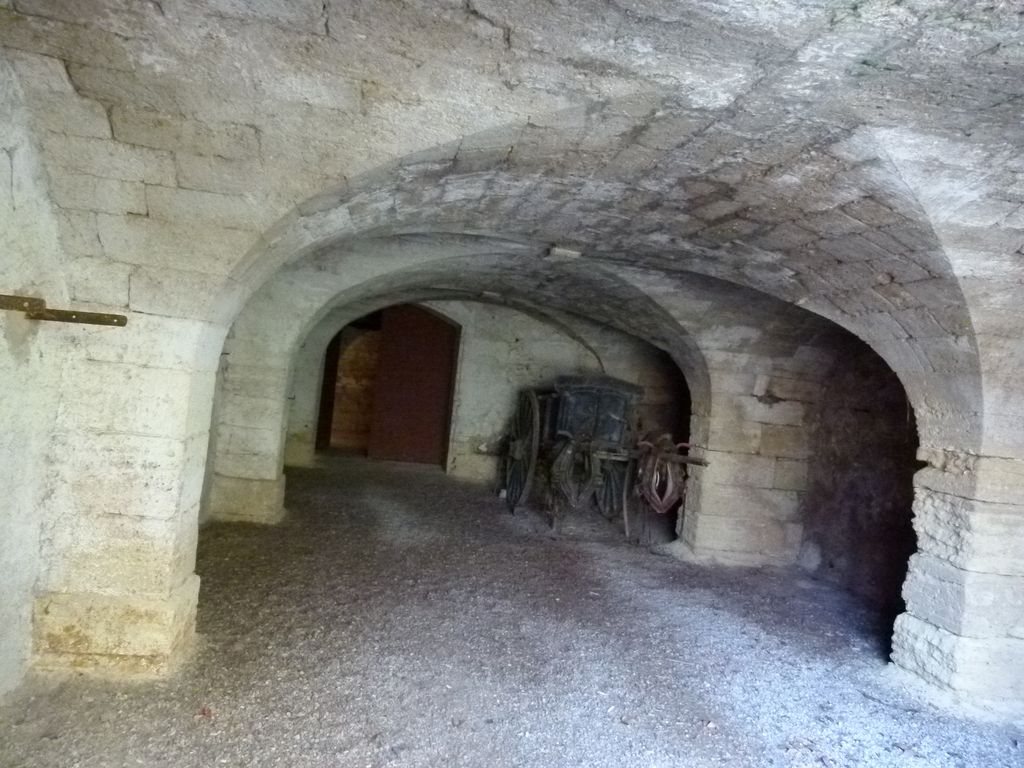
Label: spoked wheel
xmin=505 ymin=390 xmax=540 ymax=512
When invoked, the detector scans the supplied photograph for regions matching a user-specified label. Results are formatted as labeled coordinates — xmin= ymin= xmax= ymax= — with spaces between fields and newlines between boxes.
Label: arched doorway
xmin=316 ymin=304 xmax=461 ymax=467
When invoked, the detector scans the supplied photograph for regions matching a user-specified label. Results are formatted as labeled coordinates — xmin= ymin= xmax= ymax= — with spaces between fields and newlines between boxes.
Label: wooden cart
xmin=503 ymin=375 xmax=707 ymax=538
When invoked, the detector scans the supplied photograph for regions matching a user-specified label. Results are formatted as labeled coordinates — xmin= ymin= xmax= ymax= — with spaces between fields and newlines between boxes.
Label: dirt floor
xmin=1 ymin=458 xmax=1022 ymax=768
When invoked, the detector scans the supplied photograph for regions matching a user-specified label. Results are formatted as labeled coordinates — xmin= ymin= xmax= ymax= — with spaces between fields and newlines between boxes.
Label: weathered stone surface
xmin=144 ymin=186 xmax=263 ymax=230
xmin=902 ymin=553 xmax=1024 ymax=639
xmin=33 ymin=576 xmax=199 ymax=676
xmin=680 ymin=513 xmax=801 ymax=567
xmin=67 ymin=256 xmax=130 ymax=306
xmin=206 ymin=474 xmax=286 ymax=525
xmin=1 ymin=0 xmax=1022 ymax=715
xmin=40 ymin=135 xmax=176 ymax=185
xmin=25 ymin=91 xmax=111 ymax=138
xmin=50 ymin=173 xmax=146 ymax=215
xmin=913 ymin=489 xmax=1024 ymax=576
xmin=110 ymin=107 xmax=259 ymax=160
xmin=893 ymin=613 xmax=1024 ymax=706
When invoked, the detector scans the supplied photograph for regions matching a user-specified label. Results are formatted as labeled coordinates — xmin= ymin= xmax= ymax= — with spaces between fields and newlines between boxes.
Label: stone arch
xmin=207 ymin=113 xmax=984 ymax=468
xmin=193 ymin=101 xmax=1008 ymax=703
xmin=205 ymin=237 xmax=716 ymax=526
xmin=283 ymin=294 xmax=614 ymax=469
xmin=1 ymin=2 xmax=1016 ymax=714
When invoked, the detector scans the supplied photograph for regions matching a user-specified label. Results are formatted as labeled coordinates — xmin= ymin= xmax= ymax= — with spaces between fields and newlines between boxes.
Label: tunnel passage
xmin=208 ymin=232 xmax=981 ymax=700
xmin=800 ymin=334 xmax=921 ymax=645
xmin=298 ymin=296 xmax=696 ymax=544
xmin=621 ymin=349 xmax=693 ymax=546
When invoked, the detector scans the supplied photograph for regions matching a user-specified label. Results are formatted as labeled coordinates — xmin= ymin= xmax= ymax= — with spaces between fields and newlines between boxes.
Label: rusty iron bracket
xmin=0 ymin=294 xmax=127 ymax=327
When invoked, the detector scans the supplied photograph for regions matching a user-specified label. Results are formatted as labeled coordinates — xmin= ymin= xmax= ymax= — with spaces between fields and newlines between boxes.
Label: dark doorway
xmin=315 ymin=312 xmax=383 ymax=453
xmin=802 ymin=335 xmax=920 ymax=650
xmin=626 ymin=350 xmax=693 ymax=546
xmin=316 ymin=305 xmax=460 ymax=467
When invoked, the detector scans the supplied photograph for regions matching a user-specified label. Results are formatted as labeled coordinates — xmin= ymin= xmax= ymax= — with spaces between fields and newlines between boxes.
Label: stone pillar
xmin=892 ymin=453 xmax=1024 ymax=708
xmin=32 ymin=316 xmax=215 ymax=675
xmin=207 ymin=291 xmax=362 ymax=522
xmin=206 ymin=356 xmax=290 ymax=524
xmin=677 ymin=356 xmax=823 ymax=566
xmin=283 ymin=318 xmax=343 ymax=469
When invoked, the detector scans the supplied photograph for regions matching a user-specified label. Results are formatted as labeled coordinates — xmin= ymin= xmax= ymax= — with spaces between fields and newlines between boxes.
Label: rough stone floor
xmin=1 ymin=458 xmax=1022 ymax=768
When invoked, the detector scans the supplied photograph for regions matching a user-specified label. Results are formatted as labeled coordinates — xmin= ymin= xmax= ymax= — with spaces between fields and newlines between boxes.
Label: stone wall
xmin=435 ymin=301 xmax=605 ymax=482
xmin=0 ymin=52 xmax=66 ymax=696
xmin=675 ymin=350 xmax=829 ymax=567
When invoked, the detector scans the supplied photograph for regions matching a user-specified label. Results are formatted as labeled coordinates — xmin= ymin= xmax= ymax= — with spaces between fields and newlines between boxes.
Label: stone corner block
xmin=892 ymin=613 xmax=1024 ymax=708
xmin=32 ymin=576 xmax=199 ymax=677
xmin=207 ymin=473 xmax=287 ymax=524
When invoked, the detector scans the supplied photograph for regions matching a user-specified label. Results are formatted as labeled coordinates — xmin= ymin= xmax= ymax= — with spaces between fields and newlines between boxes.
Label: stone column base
xmin=676 ymin=512 xmax=802 ymax=567
xmin=892 ymin=613 xmax=1024 ymax=711
xmin=207 ymin=473 xmax=286 ymax=524
xmin=33 ymin=575 xmax=199 ymax=677
xmin=283 ymin=436 xmax=316 ymax=468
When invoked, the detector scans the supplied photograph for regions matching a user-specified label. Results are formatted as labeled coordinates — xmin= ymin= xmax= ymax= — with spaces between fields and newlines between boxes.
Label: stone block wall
xmin=434 ymin=301 xmax=606 ymax=482
xmin=674 ymin=346 xmax=829 ymax=567
xmin=0 ymin=70 xmax=64 ymax=695
xmin=0 ymin=0 xmax=1020 ymax=714
xmin=32 ymin=316 xmax=219 ymax=676
xmin=893 ymin=456 xmax=1024 ymax=706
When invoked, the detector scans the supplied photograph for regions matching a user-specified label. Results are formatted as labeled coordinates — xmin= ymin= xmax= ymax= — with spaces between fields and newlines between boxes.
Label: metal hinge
xmin=0 ymin=294 xmax=127 ymax=327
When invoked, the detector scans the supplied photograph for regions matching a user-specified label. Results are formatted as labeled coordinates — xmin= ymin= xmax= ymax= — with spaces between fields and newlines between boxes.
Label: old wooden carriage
xmin=503 ymin=375 xmax=707 ymax=539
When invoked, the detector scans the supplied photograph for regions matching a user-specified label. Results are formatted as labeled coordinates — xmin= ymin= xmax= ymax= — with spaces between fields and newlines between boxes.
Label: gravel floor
xmin=1 ymin=457 xmax=1022 ymax=768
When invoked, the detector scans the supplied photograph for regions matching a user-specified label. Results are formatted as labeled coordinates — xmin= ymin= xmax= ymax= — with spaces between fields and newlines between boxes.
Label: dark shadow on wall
xmin=636 ymin=349 xmax=692 ymax=446
xmin=801 ymin=336 xmax=920 ymax=654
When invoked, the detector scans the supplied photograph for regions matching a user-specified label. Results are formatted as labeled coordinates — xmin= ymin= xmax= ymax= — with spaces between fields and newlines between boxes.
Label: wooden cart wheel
xmin=505 ymin=390 xmax=540 ymax=512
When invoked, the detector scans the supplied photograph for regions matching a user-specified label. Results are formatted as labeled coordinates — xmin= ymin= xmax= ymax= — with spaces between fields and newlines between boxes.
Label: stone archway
xmin=204 ymin=240 xmax=717 ymax=528
xmin=801 ymin=332 xmax=922 ymax=646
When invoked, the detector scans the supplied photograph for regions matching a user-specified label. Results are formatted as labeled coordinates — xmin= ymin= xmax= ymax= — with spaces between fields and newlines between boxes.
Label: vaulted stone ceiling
xmin=5 ymin=0 xmax=1017 ymax=442
xmin=5 ymin=1 xmax=1020 ymax=280
xmin=2 ymin=0 xmax=1024 ymax=712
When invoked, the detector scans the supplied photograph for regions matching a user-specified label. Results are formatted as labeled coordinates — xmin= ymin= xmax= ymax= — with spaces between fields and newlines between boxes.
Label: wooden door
xmin=366 ymin=305 xmax=460 ymax=466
